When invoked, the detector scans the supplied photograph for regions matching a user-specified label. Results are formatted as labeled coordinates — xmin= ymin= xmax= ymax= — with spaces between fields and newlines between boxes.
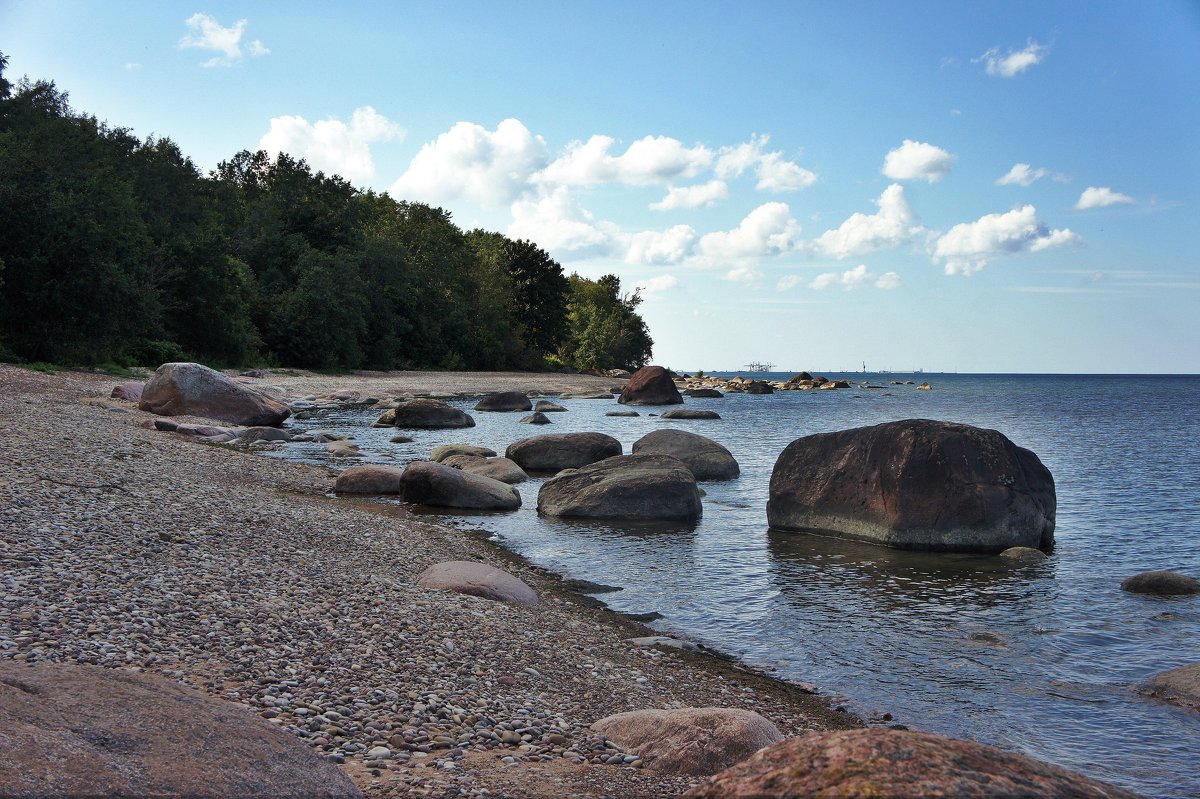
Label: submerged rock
xmin=661 ymin=409 xmax=721 ymax=420
xmin=591 ymin=707 xmax=783 ymax=776
xmin=1120 ymin=570 xmax=1200 ymax=596
xmin=537 ymin=453 xmax=702 ymax=521
xmin=139 ymin=362 xmax=290 ymax=426
xmin=618 ymin=366 xmax=684 ymax=406
xmin=999 ymin=546 xmax=1048 ymax=565
xmin=1140 ymin=662 xmax=1200 ymax=712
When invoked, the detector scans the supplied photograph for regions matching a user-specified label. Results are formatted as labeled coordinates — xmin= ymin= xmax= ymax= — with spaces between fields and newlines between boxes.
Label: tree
xmin=501 ymin=238 xmax=569 ymax=357
xmin=560 ymin=274 xmax=653 ymax=371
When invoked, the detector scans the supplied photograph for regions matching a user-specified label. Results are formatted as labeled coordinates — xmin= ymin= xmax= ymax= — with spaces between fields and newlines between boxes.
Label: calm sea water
xmin=274 ymin=373 xmax=1200 ymax=798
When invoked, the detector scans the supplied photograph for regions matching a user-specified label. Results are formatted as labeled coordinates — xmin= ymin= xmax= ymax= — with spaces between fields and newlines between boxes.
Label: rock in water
xmin=474 ymin=391 xmax=533 ymax=412
xmin=376 ymin=398 xmax=475 ymax=429
xmin=682 ymin=729 xmax=1140 ymax=799
xmin=138 ymin=362 xmax=290 ymax=426
xmin=537 ymin=453 xmax=702 ymax=521
xmin=452 ymin=456 xmax=529 ymax=485
xmin=334 ymin=464 xmax=407 ymax=494
xmin=417 ymin=561 xmax=538 ymax=605
xmin=767 ymin=419 xmax=1055 ymax=552
xmin=520 ymin=412 xmax=552 ymax=425
xmin=534 ymin=399 xmax=568 ymax=412
xmin=633 ymin=429 xmax=739 ymax=481
xmin=661 ymin=409 xmax=721 ymax=420
xmin=431 ymin=444 xmax=496 ymax=463
xmin=398 ymin=460 xmax=521 ymax=510
xmin=1120 ymin=570 xmax=1200 ymax=595
xmin=506 ymin=432 xmax=622 ymax=473
xmin=0 ymin=662 xmax=361 ymax=798
xmin=591 ymin=708 xmax=783 ymax=776
xmin=1140 ymin=663 xmax=1200 ymax=712
xmin=619 ymin=366 xmax=684 ymax=405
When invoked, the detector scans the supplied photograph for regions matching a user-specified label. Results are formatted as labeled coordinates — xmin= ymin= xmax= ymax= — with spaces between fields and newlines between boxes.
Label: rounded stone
xmin=1120 ymin=570 xmax=1200 ymax=596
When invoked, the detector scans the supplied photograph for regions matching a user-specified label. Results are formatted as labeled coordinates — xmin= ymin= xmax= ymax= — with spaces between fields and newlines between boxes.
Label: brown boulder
xmin=682 ymin=728 xmax=1140 ymax=799
xmin=1140 ymin=663 xmax=1200 ymax=712
xmin=744 ymin=380 xmax=774 ymax=394
xmin=431 ymin=444 xmax=496 ymax=463
xmin=0 ymin=662 xmax=361 ymax=799
xmin=138 ymin=362 xmax=290 ymax=426
xmin=506 ymin=432 xmax=622 ymax=473
xmin=417 ymin=560 xmax=538 ymax=605
xmin=685 ymin=388 xmax=725 ymax=398
xmin=474 ymin=391 xmax=532 ymax=412
xmin=537 ymin=453 xmax=702 ymax=521
xmin=376 ymin=399 xmax=475 ymax=429
xmin=534 ymin=399 xmax=568 ymax=412
xmin=398 ymin=460 xmax=521 ymax=510
xmin=1120 ymin=570 xmax=1200 ymax=595
xmin=334 ymin=464 xmax=407 ymax=494
xmin=619 ymin=365 xmax=684 ymax=405
xmin=767 ymin=419 xmax=1056 ymax=552
xmin=591 ymin=707 xmax=782 ymax=776
xmin=110 ymin=381 xmax=144 ymax=401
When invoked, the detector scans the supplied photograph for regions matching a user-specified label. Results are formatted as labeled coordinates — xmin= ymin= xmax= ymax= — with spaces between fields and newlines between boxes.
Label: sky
xmin=4 ymin=1 xmax=1199 ymax=373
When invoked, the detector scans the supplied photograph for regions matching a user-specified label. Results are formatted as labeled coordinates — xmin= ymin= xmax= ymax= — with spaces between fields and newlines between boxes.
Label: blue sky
xmin=4 ymin=1 xmax=1199 ymax=372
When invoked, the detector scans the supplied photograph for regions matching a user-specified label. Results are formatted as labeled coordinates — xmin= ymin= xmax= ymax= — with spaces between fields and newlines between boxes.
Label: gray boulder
xmin=534 ymin=399 xmax=568 ymax=412
xmin=398 ymin=460 xmax=521 ymax=510
xmin=506 ymin=432 xmax=622 ymax=473
xmin=633 ymin=429 xmax=740 ymax=481
xmin=537 ymin=453 xmax=702 ymax=521
xmin=443 ymin=454 xmax=528 ymax=485
xmin=1120 ymin=570 xmax=1200 ymax=595
xmin=376 ymin=399 xmax=475 ymax=429
xmin=139 ymin=362 xmax=291 ymax=426
xmin=591 ymin=707 xmax=783 ymax=776
xmin=417 ymin=560 xmax=538 ymax=605
xmin=431 ymin=444 xmax=496 ymax=463
xmin=474 ymin=391 xmax=532 ymax=412
xmin=520 ymin=412 xmax=552 ymax=425
xmin=661 ymin=409 xmax=721 ymax=420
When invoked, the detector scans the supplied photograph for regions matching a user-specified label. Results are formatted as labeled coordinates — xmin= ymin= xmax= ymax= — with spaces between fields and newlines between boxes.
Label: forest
xmin=0 ymin=53 xmax=653 ymax=373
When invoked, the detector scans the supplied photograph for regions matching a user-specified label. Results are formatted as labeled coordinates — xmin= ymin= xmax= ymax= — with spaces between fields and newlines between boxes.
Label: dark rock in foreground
xmin=633 ymin=429 xmax=739 ymax=481
xmin=398 ymin=461 xmax=520 ymax=510
xmin=1120 ymin=570 xmax=1200 ymax=595
xmin=334 ymin=464 xmax=407 ymax=494
xmin=619 ymin=365 xmax=683 ymax=405
xmin=506 ymin=432 xmax=622 ymax=473
xmin=139 ymin=362 xmax=290 ymax=426
xmin=1140 ymin=662 xmax=1200 ymax=712
xmin=537 ymin=453 xmax=702 ymax=521
xmin=474 ymin=391 xmax=532 ymax=412
xmin=417 ymin=560 xmax=538 ymax=605
xmin=0 ymin=662 xmax=361 ymax=799
xmin=682 ymin=728 xmax=1141 ymax=799
xmin=591 ymin=707 xmax=782 ymax=776
xmin=376 ymin=398 xmax=475 ymax=429
xmin=767 ymin=419 xmax=1056 ymax=552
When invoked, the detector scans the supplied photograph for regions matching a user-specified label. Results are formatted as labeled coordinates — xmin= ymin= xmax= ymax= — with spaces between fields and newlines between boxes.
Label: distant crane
xmin=745 ymin=361 xmax=775 ymax=372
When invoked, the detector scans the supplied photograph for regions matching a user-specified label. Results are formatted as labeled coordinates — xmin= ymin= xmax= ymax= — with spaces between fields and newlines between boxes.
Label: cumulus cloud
xmin=715 ymin=134 xmax=816 ymax=192
xmin=649 ymin=180 xmax=729 ymax=211
xmin=697 ymin=202 xmax=803 ymax=261
xmin=996 ymin=163 xmax=1047 ymax=187
xmin=259 ymin=107 xmax=403 ymax=183
xmin=624 ymin=225 xmax=698 ymax=265
xmin=933 ymin=205 xmax=1079 ymax=276
xmin=179 ymin=13 xmax=268 ymax=67
xmin=883 ymin=140 xmax=956 ymax=183
xmin=812 ymin=184 xmax=923 ymax=258
xmin=976 ymin=40 xmax=1048 ymax=78
xmin=776 ymin=274 xmax=804 ymax=291
xmin=536 ymin=135 xmax=712 ymax=187
xmin=635 ymin=274 xmax=680 ymax=295
xmin=390 ymin=119 xmax=548 ymax=208
xmin=1075 ymin=186 xmax=1134 ymax=210
xmin=508 ymin=186 xmax=615 ymax=256
xmin=809 ymin=264 xmax=902 ymax=291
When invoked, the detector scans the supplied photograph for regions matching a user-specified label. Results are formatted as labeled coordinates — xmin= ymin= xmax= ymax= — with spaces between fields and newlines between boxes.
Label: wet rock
xmin=139 ymin=362 xmax=290 ymax=426
xmin=744 ymin=381 xmax=774 ymax=395
xmin=417 ymin=560 xmax=538 ymax=605
xmin=506 ymin=432 xmax=622 ymax=473
xmin=534 ymin=400 xmax=568 ymax=412
xmin=999 ymin=546 xmax=1048 ymax=565
xmin=591 ymin=707 xmax=783 ymax=776
xmin=682 ymin=728 xmax=1141 ymax=799
xmin=1120 ymin=570 xmax=1200 ymax=596
xmin=398 ymin=461 xmax=521 ymax=510
xmin=632 ymin=429 xmax=739 ymax=481
xmin=236 ymin=426 xmax=293 ymax=444
xmin=474 ymin=391 xmax=532 ymax=412
xmin=375 ymin=399 xmax=475 ymax=429
xmin=1140 ymin=663 xmax=1200 ymax=712
xmin=334 ymin=464 xmax=407 ymax=494
xmin=618 ymin=366 xmax=684 ymax=406
xmin=767 ymin=419 xmax=1056 ymax=553
xmin=537 ymin=453 xmax=702 ymax=522
xmin=606 ymin=410 xmax=640 ymax=417
xmin=0 ymin=662 xmax=361 ymax=799
xmin=520 ymin=412 xmax=552 ymax=425
xmin=660 ymin=409 xmax=721 ymax=420
xmin=452 ymin=456 xmax=528 ymax=485
xmin=325 ymin=441 xmax=361 ymax=458
xmin=684 ymin=388 xmax=724 ymax=398
xmin=431 ymin=444 xmax=496 ymax=463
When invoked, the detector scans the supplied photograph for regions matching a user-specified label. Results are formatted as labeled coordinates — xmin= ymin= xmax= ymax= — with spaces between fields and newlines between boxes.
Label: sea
xmin=271 ymin=372 xmax=1200 ymax=798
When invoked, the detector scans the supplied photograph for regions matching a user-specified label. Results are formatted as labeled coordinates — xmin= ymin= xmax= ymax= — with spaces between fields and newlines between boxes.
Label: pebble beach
xmin=0 ymin=364 xmax=857 ymax=798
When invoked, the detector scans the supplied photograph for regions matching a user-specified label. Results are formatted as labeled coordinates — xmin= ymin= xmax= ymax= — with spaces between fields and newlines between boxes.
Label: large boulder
xmin=138 ymin=362 xmax=290 ymax=426
xmin=1120 ymin=570 xmax=1200 ymax=595
xmin=685 ymin=388 xmax=724 ymax=398
xmin=633 ymin=429 xmax=740 ymax=481
xmin=537 ymin=453 xmax=702 ymax=521
xmin=682 ymin=729 xmax=1140 ymax=799
xmin=591 ymin=708 xmax=782 ymax=776
xmin=398 ymin=460 xmax=521 ymax=510
xmin=473 ymin=391 xmax=532 ymax=412
xmin=417 ymin=561 xmax=538 ymax=605
xmin=619 ymin=366 xmax=684 ymax=406
xmin=431 ymin=444 xmax=496 ymax=463
xmin=0 ymin=662 xmax=361 ymax=798
xmin=506 ymin=432 xmax=622 ymax=473
xmin=767 ymin=419 xmax=1056 ymax=552
xmin=443 ymin=454 xmax=529 ymax=485
xmin=1140 ymin=663 xmax=1200 ymax=713
xmin=377 ymin=399 xmax=475 ymax=429
xmin=334 ymin=464 xmax=407 ymax=494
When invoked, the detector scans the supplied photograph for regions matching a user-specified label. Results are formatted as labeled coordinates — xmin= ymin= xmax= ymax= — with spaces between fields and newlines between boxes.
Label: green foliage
xmin=559 ymin=274 xmax=654 ymax=371
xmin=18 ymin=362 xmax=60 ymax=374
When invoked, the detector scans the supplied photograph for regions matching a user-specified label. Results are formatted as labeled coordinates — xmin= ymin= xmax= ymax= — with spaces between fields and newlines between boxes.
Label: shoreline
xmin=0 ymin=364 xmax=860 ymax=798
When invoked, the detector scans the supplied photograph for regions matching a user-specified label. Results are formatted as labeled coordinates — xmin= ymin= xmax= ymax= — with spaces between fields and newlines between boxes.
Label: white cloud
xmin=726 ymin=266 xmax=762 ymax=284
xmin=624 ymin=225 xmax=698 ymax=265
xmin=933 ymin=205 xmax=1080 ymax=276
xmin=777 ymin=274 xmax=804 ymax=291
xmin=125 ymin=62 xmax=142 ymax=71
xmin=536 ymin=134 xmax=712 ymax=187
xmin=1075 ymin=186 xmax=1134 ymax=210
xmin=259 ymin=107 xmax=403 ymax=183
xmin=635 ymin=274 xmax=680 ymax=295
xmin=883 ymin=139 xmax=956 ymax=183
xmin=976 ymin=40 xmax=1048 ymax=78
xmin=715 ymin=134 xmax=816 ymax=192
xmin=808 ymin=264 xmax=900 ymax=291
xmin=813 ymin=184 xmax=923 ymax=258
xmin=508 ymin=186 xmax=615 ymax=256
xmin=179 ymin=13 xmax=268 ymax=67
xmin=649 ymin=180 xmax=729 ymax=211
xmin=698 ymin=202 xmax=803 ymax=261
xmin=390 ymin=119 xmax=548 ymax=208
xmin=996 ymin=163 xmax=1047 ymax=187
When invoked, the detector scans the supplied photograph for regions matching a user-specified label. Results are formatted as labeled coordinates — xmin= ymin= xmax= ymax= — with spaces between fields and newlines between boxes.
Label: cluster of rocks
xmin=677 ymin=370 xmax=932 ymax=394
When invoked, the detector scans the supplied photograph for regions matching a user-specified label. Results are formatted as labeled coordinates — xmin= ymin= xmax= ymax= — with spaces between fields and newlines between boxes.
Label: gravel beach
xmin=0 ymin=364 xmax=857 ymax=798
